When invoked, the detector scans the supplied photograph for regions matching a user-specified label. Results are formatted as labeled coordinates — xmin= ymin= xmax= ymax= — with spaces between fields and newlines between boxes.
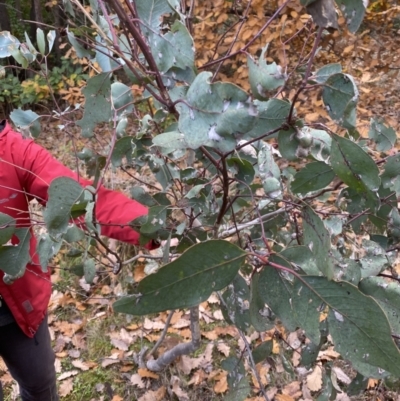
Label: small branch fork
xmin=144 ymin=306 xmax=201 ymax=371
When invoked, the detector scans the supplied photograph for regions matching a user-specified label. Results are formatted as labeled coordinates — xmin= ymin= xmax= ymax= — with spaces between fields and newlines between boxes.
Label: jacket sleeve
xmin=11 ymin=131 xmax=151 ymax=246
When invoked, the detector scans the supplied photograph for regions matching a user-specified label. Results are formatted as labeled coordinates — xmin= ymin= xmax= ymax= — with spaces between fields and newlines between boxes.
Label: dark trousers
xmin=0 ymin=316 xmax=58 ymax=401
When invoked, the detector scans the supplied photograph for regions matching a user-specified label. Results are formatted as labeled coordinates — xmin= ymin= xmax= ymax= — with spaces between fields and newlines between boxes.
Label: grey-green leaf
xmin=314 ymin=63 xmax=342 ymax=84
xmin=177 ymin=72 xmax=253 ymax=151
xmin=0 ymin=213 xmax=15 ymax=246
xmin=368 ymin=118 xmax=396 ymax=152
xmin=322 ymin=73 xmax=358 ymax=128
xmin=335 ymin=0 xmax=367 ymax=33
xmin=291 ymin=162 xmax=335 ymax=194
xmin=0 ymin=228 xmax=31 ymax=278
xmin=77 ymin=73 xmax=111 ymax=138
xmin=111 ymin=137 xmax=134 ymax=167
xmin=249 ymin=272 xmax=275 ymax=331
xmin=293 ymin=277 xmax=321 ymax=344
xmin=136 ymin=0 xmax=175 ymax=29
xmin=248 ymin=44 xmax=285 ymax=100
xmin=0 ymin=31 xmax=20 ymax=58
xmin=303 ymin=206 xmax=335 ymax=278
xmin=147 ymin=21 xmax=194 ymax=74
xmin=43 ymin=177 xmax=86 ymax=237
xmin=359 ymin=277 xmax=400 ymax=337
xmin=258 ymin=255 xmax=297 ymax=332
xmin=37 ymin=234 xmax=62 ymax=272
xmin=36 ymin=28 xmax=46 ymax=54
xmin=221 ymin=274 xmax=251 ymax=331
xmin=84 ymin=258 xmax=96 ymax=284
xmin=331 ymin=134 xmax=380 ymax=192
xmin=381 ymin=154 xmax=400 ymax=193
xmin=304 ymin=276 xmax=400 ymax=377
xmin=113 ymin=240 xmax=247 ymax=315
xmin=280 ymin=246 xmax=320 ymax=276
xmin=111 ymin=82 xmax=133 ymax=117
xmin=10 ymin=109 xmax=41 ymax=138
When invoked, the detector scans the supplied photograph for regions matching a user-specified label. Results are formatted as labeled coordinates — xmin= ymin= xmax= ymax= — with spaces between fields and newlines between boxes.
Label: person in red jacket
xmin=0 ymin=120 xmax=152 ymax=401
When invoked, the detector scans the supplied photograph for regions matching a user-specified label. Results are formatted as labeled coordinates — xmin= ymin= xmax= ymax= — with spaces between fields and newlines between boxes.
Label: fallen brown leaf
xmin=138 ymin=386 xmax=166 ymax=401
xmin=71 ymin=359 xmax=91 ymax=371
xmin=58 ymin=370 xmax=78 ymax=381
xmin=131 ymin=373 xmax=145 ymax=388
xmin=213 ymin=371 xmax=228 ymax=394
xmin=306 ymin=365 xmax=322 ymax=392
xmin=275 ymin=394 xmax=295 ymax=401
xmin=171 ymin=375 xmax=189 ymax=400
xmin=59 ymin=378 xmax=74 ymax=397
xmin=138 ymin=368 xmax=159 ymax=379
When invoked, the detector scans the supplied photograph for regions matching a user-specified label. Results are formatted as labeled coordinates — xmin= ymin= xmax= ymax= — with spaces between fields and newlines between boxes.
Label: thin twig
xmin=147 ymin=310 xmax=175 ymax=357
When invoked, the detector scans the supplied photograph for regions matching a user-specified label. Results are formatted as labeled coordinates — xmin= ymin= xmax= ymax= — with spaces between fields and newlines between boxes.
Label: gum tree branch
xmin=146 ymin=306 xmax=201 ymax=371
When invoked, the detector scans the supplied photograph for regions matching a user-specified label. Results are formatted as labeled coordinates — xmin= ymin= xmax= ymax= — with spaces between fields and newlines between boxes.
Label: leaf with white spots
xmin=301 ymin=277 xmax=400 ymax=378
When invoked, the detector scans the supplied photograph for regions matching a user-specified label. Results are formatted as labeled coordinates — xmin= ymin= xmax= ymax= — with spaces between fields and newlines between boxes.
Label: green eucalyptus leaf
xmin=335 ymin=0 xmax=368 ymax=33
xmin=111 ymin=137 xmax=134 ymax=167
xmin=303 ymin=276 xmax=400 ymax=377
xmin=249 ymin=272 xmax=275 ymax=331
xmin=0 ymin=228 xmax=31 ymax=278
xmin=43 ymin=177 xmax=86 ymax=237
xmin=152 ymin=132 xmax=188 ymax=150
xmin=24 ymin=32 xmax=38 ymax=55
xmin=278 ymin=127 xmax=300 ymax=161
xmin=111 ymin=82 xmax=134 ymax=117
xmin=222 ymin=356 xmax=250 ymax=401
xmin=381 ymin=154 xmax=400 ymax=195
xmin=308 ymin=128 xmax=332 ymax=162
xmin=291 ymin=162 xmax=335 ymax=195
xmin=369 ymin=118 xmax=396 ymax=151
xmin=131 ymin=187 xmax=157 ymax=207
xmin=64 ymin=225 xmax=85 ymax=243
xmin=227 ymin=158 xmax=255 ymax=185
xmin=67 ymin=28 xmax=93 ymax=58
xmin=113 ymin=240 xmax=247 ymax=315
xmin=221 ymin=274 xmax=251 ymax=331
xmin=359 ymin=277 xmax=400 ymax=337
xmin=147 ymin=21 xmax=194 ymax=74
xmin=303 ymin=206 xmax=335 ymax=278
xmin=252 ymin=340 xmax=273 ymax=364
xmin=314 ymin=63 xmax=342 ymax=84
xmin=177 ymin=72 xmax=253 ymax=151
xmin=84 ymin=258 xmax=96 ymax=284
xmin=0 ymin=213 xmax=16 ymax=246
xmin=36 ymin=234 xmax=62 ymax=272
xmin=293 ymin=277 xmax=321 ymax=344
xmin=36 ymin=28 xmax=46 ymax=54
xmin=248 ymin=44 xmax=285 ymax=100
xmin=136 ymin=0 xmax=175 ymax=29
xmin=280 ymin=246 xmax=320 ymax=275
xmin=47 ymin=30 xmax=56 ymax=53
xmin=323 ymin=73 xmax=358 ymax=128
xmin=248 ymin=99 xmax=291 ymax=139
xmin=0 ymin=31 xmax=20 ymax=58
xmin=77 ymin=73 xmax=112 ymax=138
xmin=331 ymin=134 xmax=380 ymax=192
xmin=258 ymin=255 xmax=297 ymax=331
xmin=359 ymin=240 xmax=388 ymax=278
xmin=10 ymin=109 xmax=41 ymax=138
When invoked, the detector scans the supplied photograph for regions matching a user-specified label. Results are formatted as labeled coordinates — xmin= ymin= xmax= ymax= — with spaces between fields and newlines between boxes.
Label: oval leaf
xmin=291 ymin=161 xmax=335 ymax=194
xmin=331 ymin=134 xmax=380 ymax=192
xmin=113 ymin=240 xmax=246 ymax=315
xmin=303 ymin=277 xmax=400 ymax=377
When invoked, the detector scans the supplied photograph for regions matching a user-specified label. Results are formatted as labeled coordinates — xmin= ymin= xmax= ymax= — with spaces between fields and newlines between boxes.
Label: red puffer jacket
xmin=0 ymin=121 xmax=149 ymax=337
